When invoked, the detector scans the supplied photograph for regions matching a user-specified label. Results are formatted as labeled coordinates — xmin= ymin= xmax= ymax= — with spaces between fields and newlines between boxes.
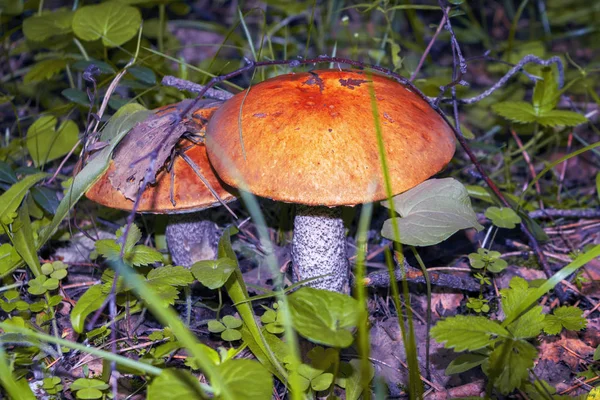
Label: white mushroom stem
xmin=292 ymin=205 xmax=349 ymax=293
xmin=165 ymin=213 xmax=220 ymax=267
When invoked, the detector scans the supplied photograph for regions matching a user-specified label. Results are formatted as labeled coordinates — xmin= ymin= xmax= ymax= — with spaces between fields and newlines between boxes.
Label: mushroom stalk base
xmin=292 ymin=205 xmax=349 ymax=293
xmin=166 ymin=213 xmax=220 ymax=267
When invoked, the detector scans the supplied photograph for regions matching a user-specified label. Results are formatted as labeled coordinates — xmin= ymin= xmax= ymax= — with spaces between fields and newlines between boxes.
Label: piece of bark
xmin=109 ymin=99 xmax=222 ymax=201
xmin=364 ymin=257 xmax=480 ymax=292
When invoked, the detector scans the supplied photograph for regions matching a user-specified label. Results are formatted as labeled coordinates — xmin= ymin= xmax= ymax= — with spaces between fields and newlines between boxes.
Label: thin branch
xmin=442 ymin=55 xmax=565 ymax=105
xmin=410 ymin=6 xmax=450 ymax=82
xmin=161 ymin=76 xmax=234 ymax=101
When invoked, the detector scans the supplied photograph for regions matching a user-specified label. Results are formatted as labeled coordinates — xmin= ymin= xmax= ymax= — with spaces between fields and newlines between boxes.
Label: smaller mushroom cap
xmin=86 ymin=102 xmax=236 ymax=214
xmin=205 ymin=69 xmax=455 ymax=206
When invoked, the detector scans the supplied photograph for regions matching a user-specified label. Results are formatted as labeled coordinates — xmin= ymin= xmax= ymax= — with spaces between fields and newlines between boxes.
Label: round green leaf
xmin=311 ymin=372 xmax=334 ymax=391
xmin=72 ymin=2 xmax=142 ymax=47
xmin=74 ymin=388 xmax=103 ymax=399
xmin=23 ymin=9 xmax=74 ymax=41
xmin=41 ymin=262 xmax=54 ymax=275
xmin=222 ymin=315 xmax=242 ymax=329
xmin=26 ymin=116 xmax=79 ymax=167
xmin=191 ymin=258 xmax=237 ymax=290
xmin=381 ymin=178 xmax=483 ymax=246
xmin=485 ymin=207 xmax=522 ymax=229
xmin=221 ymin=328 xmax=242 ymax=341
xmin=207 ymin=320 xmax=226 ymax=333
xmin=288 ymin=287 xmax=359 ymax=348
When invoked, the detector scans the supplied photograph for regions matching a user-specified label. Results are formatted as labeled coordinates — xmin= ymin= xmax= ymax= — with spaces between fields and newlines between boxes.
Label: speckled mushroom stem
xmin=292 ymin=205 xmax=349 ymax=293
xmin=165 ymin=213 xmax=221 ymax=267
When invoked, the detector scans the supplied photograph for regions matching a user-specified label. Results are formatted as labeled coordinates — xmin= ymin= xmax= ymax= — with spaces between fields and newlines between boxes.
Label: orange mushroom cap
xmin=205 ymin=69 xmax=456 ymax=206
xmin=86 ymin=102 xmax=236 ymax=214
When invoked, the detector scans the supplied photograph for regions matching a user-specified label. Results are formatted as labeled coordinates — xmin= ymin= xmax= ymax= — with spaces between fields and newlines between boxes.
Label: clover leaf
xmin=208 ymin=315 xmax=243 ymax=341
xmin=485 ymin=207 xmax=522 ymax=229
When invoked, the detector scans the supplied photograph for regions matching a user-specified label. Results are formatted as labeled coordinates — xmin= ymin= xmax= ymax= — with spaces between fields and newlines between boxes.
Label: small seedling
xmin=466 ymin=296 xmax=490 ymax=313
xmin=468 ymin=248 xmax=508 ymax=273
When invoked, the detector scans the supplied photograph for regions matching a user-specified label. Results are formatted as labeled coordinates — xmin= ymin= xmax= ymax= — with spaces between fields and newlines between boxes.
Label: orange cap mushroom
xmin=205 ymin=69 xmax=455 ymax=292
xmin=86 ymin=101 xmax=236 ymax=267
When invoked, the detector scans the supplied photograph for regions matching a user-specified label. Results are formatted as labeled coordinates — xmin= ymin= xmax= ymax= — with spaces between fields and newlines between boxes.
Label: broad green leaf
xmin=445 ymin=353 xmax=487 ymax=375
xmin=12 ymin=204 xmax=42 ymax=277
xmin=500 ymin=277 xmax=533 ymax=321
xmin=431 ymin=315 xmax=510 ymax=351
xmin=26 ymin=116 xmax=79 ymax=167
xmin=502 ymin=245 xmax=600 ymax=328
xmin=0 ymin=244 xmax=20 ymax=275
xmin=145 ymin=283 xmax=179 ymax=307
xmin=128 ymin=66 xmax=156 ymax=84
xmin=72 ymin=2 xmax=141 ymax=47
xmin=543 ymin=306 xmax=587 ymax=335
xmin=23 ymin=59 xmax=69 ymax=84
xmin=532 ymin=67 xmax=559 ymax=115
xmin=536 ymin=110 xmax=587 ymax=127
xmin=128 ymin=245 xmax=163 ymax=266
xmin=487 ymin=339 xmax=537 ymax=394
xmin=147 ymin=369 xmax=205 ymax=400
xmin=22 ymin=9 xmax=74 ymax=41
xmin=146 ymin=266 xmax=193 ymax=287
xmin=62 ymin=88 xmax=90 ymax=106
xmin=485 ymin=206 xmax=521 ymax=229
xmin=288 ymin=287 xmax=359 ymax=348
xmin=71 ymin=285 xmax=107 ymax=333
xmin=95 ymin=239 xmax=121 ymax=261
xmin=381 ymin=178 xmax=483 ymax=246
xmin=217 ymin=359 xmax=273 ymax=400
xmin=0 ymin=172 xmax=48 ymax=228
xmin=191 ymin=258 xmax=237 ymax=289
xmin=492 ymin=101 xmax=538 ymax=124
xmin=119 ymin=224 xmax=142 ymax=254
xmin=31 ymin=187 xmax=59 ymax=215
xmin=0 ymin=161 xmax=17 ymax=184
xmin=507 ymin=305 xmax=545 ymax=339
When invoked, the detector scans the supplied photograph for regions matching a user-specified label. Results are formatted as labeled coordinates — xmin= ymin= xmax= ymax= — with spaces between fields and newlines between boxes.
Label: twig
xmin=364 ymin=258 xmax=480 ymax=292
xmin=161 ymin=76 xmax=234 ymax=101
xmin=410 ymin=6 xmax=450 ymax=82
xmin=509 ymin=128 xmax=544 ymax=209
xmin=527 ymin=208 xmax=600 ymax=219
xmin=557 ymin=132 xmax=573 ymax=202
xmin=441 ymin=55 xmax=564 ymax=105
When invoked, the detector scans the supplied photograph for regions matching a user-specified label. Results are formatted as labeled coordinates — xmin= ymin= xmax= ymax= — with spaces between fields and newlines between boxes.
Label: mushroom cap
xmin=205 ymin=69 xmax=455 ymax=206
xmin=86 ymin=102 xmax=236 ymax=214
